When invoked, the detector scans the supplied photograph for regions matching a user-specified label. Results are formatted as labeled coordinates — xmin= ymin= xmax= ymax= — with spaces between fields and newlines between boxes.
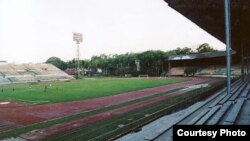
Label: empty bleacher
xmin=197 ymin=65 xmax=224 ymax=75
xmin=118 ymin=76 xmax=250 ymax=141
xmin=0 ymin=78 xmax=11 ymax=84
xmin=168 ymin=65 xmax=242 ymax=76
xmin=0 ymin=63 xmax=74 ymax=84
xmin=0 ymin=64 xmax=20 ymax=76
xmin=35 ymin=75 xmax=53 ymax=82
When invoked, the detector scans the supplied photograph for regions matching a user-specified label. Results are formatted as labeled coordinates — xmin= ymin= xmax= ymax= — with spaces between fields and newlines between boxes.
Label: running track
xmin=0 ymin=77 xmax=211 ymax=128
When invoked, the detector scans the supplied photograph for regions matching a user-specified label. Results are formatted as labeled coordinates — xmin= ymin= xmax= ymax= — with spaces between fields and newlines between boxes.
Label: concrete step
xmin=230 ymin=80 xmax=244 ymax=94
xmin=229 ymin=79 xmax=250 ymax=101
xmin=219 ymin=80 xmax=248 ymax=104
xmin=143 ymin=102 xmax=205 ymax=140
xmin=218 ymin=94 xmax=232 ymax=105
xmin=248 ymin=93 xmax=250 ymax=100
xmin=206 ymin=102 xmax=232 ymax=125
xmin=143 ymin=85 xmax=229 ymax=140
xmin=222 ymin=98 xmax=245 ymax=125
xmin=211 ymin=79 xmax=247 ymax=105
xmin=241 ymin=83 xmax=250 ymax=98
xmin=209 ymin=94 xmax=227 ymax=108
xmin=195 ymin=105 xmax=221 ymax=125
xmin=187 ymin=109 xmax=209 ymax=125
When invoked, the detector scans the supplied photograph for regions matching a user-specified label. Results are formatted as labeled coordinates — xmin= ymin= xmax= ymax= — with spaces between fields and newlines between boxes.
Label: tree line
xmin=46 ymin=43 xmax=217 ymax=76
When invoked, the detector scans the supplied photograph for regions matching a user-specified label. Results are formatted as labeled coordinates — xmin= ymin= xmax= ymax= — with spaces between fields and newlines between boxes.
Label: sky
xmin=0 ymin=0 xmax=225 ymax=63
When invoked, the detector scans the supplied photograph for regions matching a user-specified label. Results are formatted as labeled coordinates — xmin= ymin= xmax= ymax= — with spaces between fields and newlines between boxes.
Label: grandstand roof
xmin=164 ymin=0 xmax=250 ymax=48
xmin=166 ymin=50 xmax=236 ymax=61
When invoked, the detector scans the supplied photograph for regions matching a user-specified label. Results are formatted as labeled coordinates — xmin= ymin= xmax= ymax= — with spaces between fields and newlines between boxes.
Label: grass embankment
xmin=0 ymin=78 xmax=184 ymax=103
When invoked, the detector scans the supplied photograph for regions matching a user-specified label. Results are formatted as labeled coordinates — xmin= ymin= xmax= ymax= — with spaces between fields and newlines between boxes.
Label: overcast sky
xmin=0 ymin=0 xmax=225 ymax=63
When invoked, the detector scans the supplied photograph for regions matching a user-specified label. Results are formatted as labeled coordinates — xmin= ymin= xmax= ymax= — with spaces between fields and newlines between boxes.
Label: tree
xmin=169 ymin=47 xmax=194 ymax=55
xmin=46 ymin=57 xmax=67 ymax=70
xmin=196 ymin=43 xmax=217 ymax=53
xmin=66 ymin=59 xmax=76 ymax=69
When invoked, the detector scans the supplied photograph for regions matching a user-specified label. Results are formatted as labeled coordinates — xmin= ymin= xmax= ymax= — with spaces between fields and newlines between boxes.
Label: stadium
xmin=0 ymin=0 xmax=250 ymax=141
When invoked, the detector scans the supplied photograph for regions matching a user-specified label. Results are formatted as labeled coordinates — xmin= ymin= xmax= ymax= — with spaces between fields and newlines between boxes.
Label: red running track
xmin=0 ymin=77 xmax=211 ymax=126
xmin=21 ymin=88 xmax=195 ymax=140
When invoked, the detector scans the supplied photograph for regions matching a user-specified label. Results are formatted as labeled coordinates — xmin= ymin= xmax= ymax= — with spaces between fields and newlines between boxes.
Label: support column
xmin=224 ymin=0 xmax=231 ymax=95
xmin=168 ymin=61 xmax=171 ymax=75
xmin=184 ymin=63 xmax=186 ymax=76
xmin=247 ymin=47 xmax=249 ymax=75
xmin=241 ymin=39 xmax=245 ymax=78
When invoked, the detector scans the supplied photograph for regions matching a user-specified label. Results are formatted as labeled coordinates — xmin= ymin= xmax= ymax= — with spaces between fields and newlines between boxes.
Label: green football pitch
xmin=0 ymin=78 xmax=185 ymax=104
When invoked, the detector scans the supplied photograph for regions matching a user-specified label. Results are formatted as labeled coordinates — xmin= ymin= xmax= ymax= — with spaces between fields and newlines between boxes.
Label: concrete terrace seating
xmin=10 ymin=64 xmax=27 ymax=70
xmin=25 ymin=64 xmax=68 ymax=75
xmin=6 ymin=75 xmax=38 ymax=83
xmin=35 ymin=75 xmax=56 ymax=82
xmin=51 ymin=75 xmax=73 ymax=80
xmin=6 ymin=77 xmax=19 ymax=83
xmin=35 ymin=74 xmax=73 ymax=82
xmin=213 ymin=67 xmax=227 ymax=75
xmin=24 ymin=64 xmax=48 ymax=75
xmin=9 ymin=64 xmax=36 ymax=76
xmin=188 ymin=77 xmax=249 ymax=125
xmin=213 ymin=65 xmax=241 ymax=76
xmin=119 ymin=76 xmax=250 ymax=141
xmin=0 ymin=78 xmax=11 ymax=84
xmin=198 ymin=65 xmax=224 ymax=75
xmin=17 ymin=77 xmax=37 ymax=83
xmin=0 ymin=64 xmax=20 ymax=76
xmin=0 ymin=63 xmax=74 ymax=84
xmin=231 ymin=65 xmax=241 ymax=76
xmin=168 ymin=65 xmax=241 ymax=76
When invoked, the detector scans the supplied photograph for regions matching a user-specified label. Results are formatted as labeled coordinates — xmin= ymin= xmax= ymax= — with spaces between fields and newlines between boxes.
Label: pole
xmin=241 ymin=41 xmax=245 ymax=77
xmin=225 ymin=0 xmax=231 ymax=95
xmin=247 ymin=47 xmax=249 ymax=75
xmin=168 ymin=61 xmax=171 ymax=74
xmin=77 ymin=43 xmax=80 ymax=79
xmin=73 ymin=32 xmax=82 ymax=79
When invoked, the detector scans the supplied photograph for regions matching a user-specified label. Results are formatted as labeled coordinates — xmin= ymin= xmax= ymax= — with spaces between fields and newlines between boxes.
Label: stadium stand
xmin=119 ymin=76 xmax=250 ymax=141
xmin=198 ymin=65 xmax=224 ymax=75
xmin=0 ymin=63 xmax=74 ymax=84
xmin=7 ymin=75 xmax=38 ymax=83
xmin=166 ymin=51 xmax=241 ymax=76
xmin=0 ymin=78 xmax=10 ymax=84
xmin=198 ymin=65 xmax=242 ymax=76
xmin=0 ymin=64 xmax=20 ymax=76
xmin=168 ymin=65 xmax=241 ymax=76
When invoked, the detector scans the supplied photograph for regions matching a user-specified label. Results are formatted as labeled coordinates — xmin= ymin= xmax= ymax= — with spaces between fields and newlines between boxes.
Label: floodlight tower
xmin=73 ymin=32 xmax=83 ymax=79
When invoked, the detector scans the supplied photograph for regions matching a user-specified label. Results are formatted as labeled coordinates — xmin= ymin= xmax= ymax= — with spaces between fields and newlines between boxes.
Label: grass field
xmin=0 ymin=79 xmax=224 ymax=140
xmin=0 ymin=77 xmax=185 ymax=104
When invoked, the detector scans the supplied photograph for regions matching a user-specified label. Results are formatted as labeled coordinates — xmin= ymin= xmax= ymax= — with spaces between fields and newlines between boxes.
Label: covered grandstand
xmin=0 ymin=63 xmax=74 ymax=84
xmin=164 ymin=0 xmax=250 ymax=76
xmin=166 ymin=50 xmax=242 ymax=76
